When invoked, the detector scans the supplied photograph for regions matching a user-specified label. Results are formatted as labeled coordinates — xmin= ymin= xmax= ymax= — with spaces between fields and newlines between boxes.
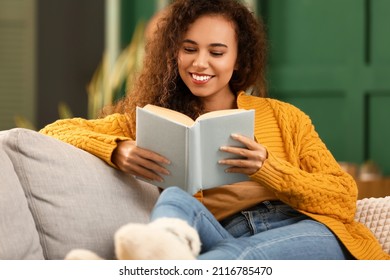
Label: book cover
xmin=136 ymin=105 xmax=254 ymax=194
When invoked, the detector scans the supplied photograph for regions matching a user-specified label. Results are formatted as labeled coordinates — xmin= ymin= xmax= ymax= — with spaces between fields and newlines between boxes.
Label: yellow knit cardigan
xmin=40 ymin=92 xmax=390 ymax=260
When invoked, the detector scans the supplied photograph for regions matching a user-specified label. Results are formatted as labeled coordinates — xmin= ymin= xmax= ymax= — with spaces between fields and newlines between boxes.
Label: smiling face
xmin=178 ymin=15 xmax=238 ymax=110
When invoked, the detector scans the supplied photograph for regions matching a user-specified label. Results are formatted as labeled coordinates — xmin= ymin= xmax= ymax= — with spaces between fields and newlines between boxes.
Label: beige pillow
xmin=355 ymin=196 xmax=390 ymax=254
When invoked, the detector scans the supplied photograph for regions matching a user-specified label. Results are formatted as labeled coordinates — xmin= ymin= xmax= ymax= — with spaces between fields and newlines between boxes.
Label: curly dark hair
xmin=111 ymin=0 xmax=267 ymax=133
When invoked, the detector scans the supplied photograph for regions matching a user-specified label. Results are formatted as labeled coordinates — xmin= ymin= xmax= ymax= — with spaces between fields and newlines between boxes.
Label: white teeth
xmin=192 ymin=74 xmax=211 ymax=81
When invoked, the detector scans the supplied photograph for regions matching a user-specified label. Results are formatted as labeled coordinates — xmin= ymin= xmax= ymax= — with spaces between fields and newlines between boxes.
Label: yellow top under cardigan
xmin=40 ymin=92 xmax=390 ymax=260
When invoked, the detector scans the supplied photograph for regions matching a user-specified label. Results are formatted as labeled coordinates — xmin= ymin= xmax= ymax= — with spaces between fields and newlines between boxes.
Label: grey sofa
xmin=0 ymin=128 xmax=159 ymax=260
xmin=1 ymin=128 xmax=389 ymax=259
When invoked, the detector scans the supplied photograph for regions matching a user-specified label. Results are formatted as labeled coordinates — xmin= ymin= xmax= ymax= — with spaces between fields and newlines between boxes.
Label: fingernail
xmin=162 ymin=169 xmax=170 ymax=175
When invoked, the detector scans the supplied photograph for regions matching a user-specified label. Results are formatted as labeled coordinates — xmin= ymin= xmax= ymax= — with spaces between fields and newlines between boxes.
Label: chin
xmin=189 ymin=89 xmax=213 ymax=98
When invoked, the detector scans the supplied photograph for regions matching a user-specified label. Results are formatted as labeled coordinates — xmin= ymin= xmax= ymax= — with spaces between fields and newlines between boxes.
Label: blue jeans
xmin=151 ymin=187 xmax=353 ymax=260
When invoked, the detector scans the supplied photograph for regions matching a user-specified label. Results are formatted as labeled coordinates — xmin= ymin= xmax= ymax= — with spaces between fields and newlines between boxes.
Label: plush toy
xmin=65 ymin=218 xmax=201 ymax=260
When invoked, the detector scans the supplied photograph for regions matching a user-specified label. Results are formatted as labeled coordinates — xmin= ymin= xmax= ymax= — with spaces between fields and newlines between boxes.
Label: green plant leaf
xmin=58 ymin=102 xmax=74 ymax=119
xmin=87 ymin=21 xmax=146 ymax=119
xmin=14 ymin=116 xmax=37 ymax=130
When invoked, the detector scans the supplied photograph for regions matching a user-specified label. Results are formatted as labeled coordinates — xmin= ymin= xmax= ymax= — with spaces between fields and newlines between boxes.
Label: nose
xmin=192 ymin=51 xmax=208 ymax=69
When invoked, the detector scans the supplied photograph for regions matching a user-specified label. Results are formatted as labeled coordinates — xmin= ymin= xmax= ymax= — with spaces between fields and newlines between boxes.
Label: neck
xmin=203 ymin=93 xmax=237 ymax=112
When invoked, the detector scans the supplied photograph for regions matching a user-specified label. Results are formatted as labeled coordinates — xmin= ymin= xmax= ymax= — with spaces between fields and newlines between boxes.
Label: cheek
xmin=177 ymin=54 xmax=189 ymax=74
xmin=177 ymin=52 xmax=189 ymax=66
xmin=217 ymin=54 xmax=237 ymax=72
xmin=216 ymin=60 xmax=236 ymax=77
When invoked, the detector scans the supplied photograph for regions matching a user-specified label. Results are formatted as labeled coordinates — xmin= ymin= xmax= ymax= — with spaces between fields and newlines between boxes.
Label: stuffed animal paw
xmin=64 ymin=218 xmax=201 ymax=260
xmin=115 ymin=217 xmax=201 ymax=260
xmin=65 ymin=249 xmax=103 ymax=260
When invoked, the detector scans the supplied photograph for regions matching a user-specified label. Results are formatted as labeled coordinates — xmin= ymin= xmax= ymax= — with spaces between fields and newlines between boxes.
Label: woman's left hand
xmin=219 ymin=134 xmax=268 ymax=175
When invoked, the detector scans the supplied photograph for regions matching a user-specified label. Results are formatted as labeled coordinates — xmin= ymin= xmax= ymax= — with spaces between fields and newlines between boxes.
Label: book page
xmin=136 ymin=107 xmax=190 ymax=189
xmin=142 ymin=104 xmax=195 ymax=127
xmin=143 ymin=105 xmax=248 ymax=126
xmin=198 ymin=109 xmax=254 ymax=189
xmin=196 ymin=109 xmax=247 ymax=121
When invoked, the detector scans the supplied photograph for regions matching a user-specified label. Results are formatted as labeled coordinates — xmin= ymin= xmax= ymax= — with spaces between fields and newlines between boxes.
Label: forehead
xmin=183 ymin=15 xmax=237 ymax=44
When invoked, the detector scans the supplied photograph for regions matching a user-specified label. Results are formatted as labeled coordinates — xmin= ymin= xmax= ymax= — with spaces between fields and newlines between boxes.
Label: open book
xmin=136 ymin=104 xmax=254 ymax=195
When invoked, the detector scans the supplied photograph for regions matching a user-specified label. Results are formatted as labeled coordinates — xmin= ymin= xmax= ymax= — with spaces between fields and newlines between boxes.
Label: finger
xmin=220 ymin=146 xmax=264 ymax=162
xmin=221 ymin=137 xmax=267 ymax=162
xmin=219 ymin=157 xmax=262 ymax=169
xmin=224 ymin=166 xmax=259 ymax=175
xmin=135 ymin=155 xmax=170 ymax=176
xmin=219 ymin=158 xmax=248 ymax=166
xmin=119 ymin=153 xmax=169 ymax=181
xmin=115 ymin=152 xmax=168 ymax=182
xmin=137 ymin=147 xmax=170 ymax=165
xmin=126 ymin=161 xmax=165 ymax=182
xmin=230 ymin=133 xmax=258 ymax=150
xmin=219 ymin=156 xmax=263 ymax=174
xmin=220 ymin=146 xmax=248 ymax=158
xmin=221 ymin=158 xmax=262 ymax=175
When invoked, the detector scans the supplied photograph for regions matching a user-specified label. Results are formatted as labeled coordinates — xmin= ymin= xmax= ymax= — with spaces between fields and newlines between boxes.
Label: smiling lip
xmin=191 ymin=73 xmax=213 ymax=84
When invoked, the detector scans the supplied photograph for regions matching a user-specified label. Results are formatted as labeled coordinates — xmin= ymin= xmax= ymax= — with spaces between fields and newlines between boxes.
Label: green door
xmin=259 ymin=0 xmax=390 ymax=176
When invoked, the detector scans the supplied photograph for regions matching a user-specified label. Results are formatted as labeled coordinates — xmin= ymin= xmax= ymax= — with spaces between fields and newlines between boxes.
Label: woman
xmin=40 ymin=0 xmax=389 ymax=259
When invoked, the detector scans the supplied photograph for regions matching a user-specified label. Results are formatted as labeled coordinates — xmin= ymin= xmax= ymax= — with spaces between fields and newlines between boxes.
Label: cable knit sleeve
xmin=249 ymin=101 xmax=358 ymax=223
xmin=39 ymin=113 xmax=133 ymax=167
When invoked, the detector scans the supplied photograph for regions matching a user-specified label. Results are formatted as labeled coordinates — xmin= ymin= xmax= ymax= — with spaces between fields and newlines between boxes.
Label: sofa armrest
xmin=0 ymin=147 xmax=44 ymax=259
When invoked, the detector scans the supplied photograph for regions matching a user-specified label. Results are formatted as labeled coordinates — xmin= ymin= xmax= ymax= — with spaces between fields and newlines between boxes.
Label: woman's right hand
xmin=112 ymin=140 xmax=170 ymax=183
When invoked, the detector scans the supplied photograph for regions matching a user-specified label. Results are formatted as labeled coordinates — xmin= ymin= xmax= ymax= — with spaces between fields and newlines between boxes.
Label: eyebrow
xmin=182 ymin=39 xmax=228 ymax=48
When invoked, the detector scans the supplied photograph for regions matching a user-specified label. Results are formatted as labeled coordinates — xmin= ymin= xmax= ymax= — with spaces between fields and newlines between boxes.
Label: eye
xmin=210 ymin=47 xmax=225 ymax=57
xmin=210 ymin=51 xmax=223 ymax=57
xmin=183 ymin=46 xmax=197 ymax=53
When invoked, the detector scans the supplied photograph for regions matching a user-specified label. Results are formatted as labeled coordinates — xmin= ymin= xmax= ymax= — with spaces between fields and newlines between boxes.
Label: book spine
xmin=187 ymin=124 xmax=202 ymax=195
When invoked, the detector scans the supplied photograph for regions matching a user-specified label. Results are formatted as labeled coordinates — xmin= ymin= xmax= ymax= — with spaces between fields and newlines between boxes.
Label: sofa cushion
xmin=2 ymin=128 xmax=160 ymax=259
xmin=0 ymin=146 xmax=44 ymax=260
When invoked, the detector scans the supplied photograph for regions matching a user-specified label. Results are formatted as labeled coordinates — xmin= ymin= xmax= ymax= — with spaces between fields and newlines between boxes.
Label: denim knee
xmin=157 ymin=186 xmax=196 ymax=207
xmin=151 ymin=186 xmax=204 ymax=221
